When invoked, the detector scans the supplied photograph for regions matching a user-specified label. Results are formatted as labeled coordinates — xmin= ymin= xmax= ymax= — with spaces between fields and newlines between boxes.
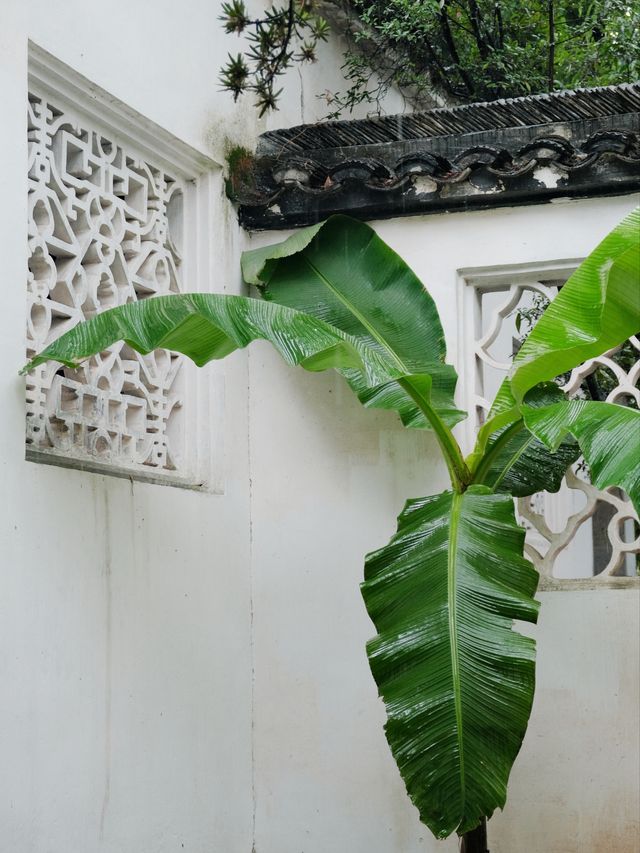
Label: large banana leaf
xmin=472 ymin=206 xmax=640 ymax=460
xmin=522 ymin=397 xmax=640 ymax=512
xmin=21 ymin=292 xmax=399 ymax=386
xmin=241 ymin=220 xmax=324 ymax=284
xmin=21 ymin=293 xmax=462 ymax=454
xmin=510 ymin=206 xmax=640 ymax=403
xmin=362 ymin=486 xmax=539 ymax=838
xmin=243 ymin=215 xmax=465 ymax=429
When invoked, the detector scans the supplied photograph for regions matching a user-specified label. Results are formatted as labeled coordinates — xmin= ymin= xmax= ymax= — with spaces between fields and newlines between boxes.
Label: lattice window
xmin=461 ymin=265 xmax=639 ymax=588
xmin=25 ymin=89 xmax=189 ymax=480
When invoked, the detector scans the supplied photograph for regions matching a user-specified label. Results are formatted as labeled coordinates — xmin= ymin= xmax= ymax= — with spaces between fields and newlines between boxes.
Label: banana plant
xmin=22 ymin=208 xmax=640 ymax=848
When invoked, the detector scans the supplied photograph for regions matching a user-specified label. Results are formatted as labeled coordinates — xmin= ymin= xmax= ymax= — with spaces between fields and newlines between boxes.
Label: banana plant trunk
xmin=461 ymin=819 xmax=489 ymax=853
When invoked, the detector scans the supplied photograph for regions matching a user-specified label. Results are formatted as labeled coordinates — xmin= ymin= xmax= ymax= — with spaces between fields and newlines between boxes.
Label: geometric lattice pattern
xmin=472 ymin=279 xmax=639 ymax=581
xmin=26 ymin=91 xmax=185 ymax=473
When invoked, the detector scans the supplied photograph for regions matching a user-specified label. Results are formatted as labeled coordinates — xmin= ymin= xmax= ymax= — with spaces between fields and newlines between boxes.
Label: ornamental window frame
xmin=25 ymin=43 xmax=223 ymax=492
xmin=457 ymin=258 xmax=640 ymax=591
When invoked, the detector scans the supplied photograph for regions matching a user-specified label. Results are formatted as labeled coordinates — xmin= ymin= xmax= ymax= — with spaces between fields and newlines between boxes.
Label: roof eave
xmin=239 ymin=84 xmax=640 ymax=230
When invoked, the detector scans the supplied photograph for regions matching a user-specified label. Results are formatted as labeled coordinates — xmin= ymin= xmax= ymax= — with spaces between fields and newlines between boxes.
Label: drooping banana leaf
xmin=21 ymin=292 xmax=462 ymax=453
xmin=509 ymin=206 xmax=640 ymax=404
xmin=477 ymin=427 xmax=580 ymax=497
xmin=362 ymin=486 xmax=539 ymax=838
xmin=511 ymin=208 xmax=640 ymax=400
xmin=473 ymin=383 xmax=580 ymax=496
xmin=21 ymin=292 xmax=400 ymax=386
xmin=349 ymin=372 xmax=464 ymax=429
xmin=243 ymin=215 xmax=465 ymax=429
xmin=522 ymin=397 xmax=640 ymax=512
xmin=472 ymin=206 xmax=640 ymax=454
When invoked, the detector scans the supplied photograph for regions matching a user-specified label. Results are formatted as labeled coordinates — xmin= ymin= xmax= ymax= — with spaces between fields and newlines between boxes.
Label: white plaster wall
xmin=1 ymin=2 xmax=405 ymax=851
xmin=2 ymin=3 xmax=257 ymax=850
xmin=1 ymin=2 xmax=638 ymax=850
xmin=246 ymin=195 xmax=640 ymax=853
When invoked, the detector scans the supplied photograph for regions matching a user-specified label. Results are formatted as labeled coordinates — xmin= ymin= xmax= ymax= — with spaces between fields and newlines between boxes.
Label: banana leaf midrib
xmin=448 ymin=492 xmax=466 ymax=813
xmin=491 ymin=435 xmax=534 ymax=490
xmin=398 ymin=378 xmax=471 ymax=488
xmin=302 ymin=252 xmax=410 ymax=374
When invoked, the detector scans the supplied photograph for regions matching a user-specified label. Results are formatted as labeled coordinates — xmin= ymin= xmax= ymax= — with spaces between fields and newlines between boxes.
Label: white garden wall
xmin=0 ymin=2 xmax=404 ymax=851
xmin=247 ymin=196 xmax=640 ymax=853
xmin=0 ymin=2 xmax=638 ymax=851
xmin=2 ymin=3 xmax=256 ymax=850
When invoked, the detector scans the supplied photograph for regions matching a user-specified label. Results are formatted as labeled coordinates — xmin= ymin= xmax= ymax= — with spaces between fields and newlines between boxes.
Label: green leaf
xmin=21 ymin=292 xmax=400 ymax=387
xmin=351 ymin=370 xmax=463 ymax=429
xmin=22 ymin=283 xmax=469 ymax=486
xmin=474 ymin=383 xmax=580 ymax=496
xmin=481 ymin=430 xmax=579 ymax=497
xmin=242 ymin=220 xmax=325 ymax=285
xmin=522 ymin=398 xmax=640 ymax=512
xmin=362 ymin=486 xmax=539 ymax=839
xmin=243 ymin=214 xmax=465 ymax=429
xmin=473 ymin=208 xmax=640 ymax=454
xmin=466 ymin=403 xmax=521 ymax=474
xmin=510 ymin=207 xmax=640 ymax=402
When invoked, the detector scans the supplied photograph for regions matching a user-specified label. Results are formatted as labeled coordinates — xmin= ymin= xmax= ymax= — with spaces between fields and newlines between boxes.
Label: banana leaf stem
xmin=471 ymin=418 xmax=525 ymax=486
xmin=398 ymin=377 xmax=471 ymax=492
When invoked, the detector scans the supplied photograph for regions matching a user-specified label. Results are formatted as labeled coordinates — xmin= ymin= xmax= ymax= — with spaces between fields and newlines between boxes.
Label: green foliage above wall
xmin=219 ymin=0 xmax=640 ymax=116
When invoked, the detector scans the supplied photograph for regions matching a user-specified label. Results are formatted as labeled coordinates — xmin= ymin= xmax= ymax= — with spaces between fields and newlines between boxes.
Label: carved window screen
xmin=25 ymin=83 xmax=199 ymax=486
xmin=462 ymin=265 xmax=639 ymax=588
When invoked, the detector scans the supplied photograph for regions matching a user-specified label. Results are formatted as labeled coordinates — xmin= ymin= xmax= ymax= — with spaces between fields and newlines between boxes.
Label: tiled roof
xmin=239 ymin=83 xmax=640 ymax=229
xmin=259 ymin=84 xmax=640 ymax=152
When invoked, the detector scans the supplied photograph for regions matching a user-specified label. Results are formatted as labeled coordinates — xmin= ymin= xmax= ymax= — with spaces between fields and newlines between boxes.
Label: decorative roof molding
xmin=239 ymin=84 xmax=640 ymax=230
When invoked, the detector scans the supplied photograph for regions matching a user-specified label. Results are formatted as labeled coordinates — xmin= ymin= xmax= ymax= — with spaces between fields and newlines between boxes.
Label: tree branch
xmin=467 ymin=0 xmax=490 ymax=60
xmin=494 ymin=1 xmax=504 ymax=50
xmin=548 ymin=0 xmax=555 ymax=91
xmin=272 ymin=0 xmax=297 ymax=77
xmin=440 ymin=1 xmax=476 ymax=96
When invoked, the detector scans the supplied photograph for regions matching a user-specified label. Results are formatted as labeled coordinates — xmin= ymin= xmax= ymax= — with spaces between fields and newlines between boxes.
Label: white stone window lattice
xmin=462 ymin=266 xmax=639 ymax=588
xmin=26 ymin=89 xmax=188 ymax=479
